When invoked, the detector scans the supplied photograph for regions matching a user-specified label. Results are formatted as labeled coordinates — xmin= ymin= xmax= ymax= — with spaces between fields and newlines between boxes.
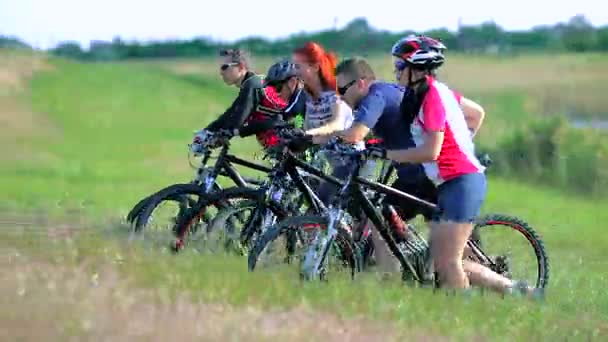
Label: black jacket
xmin=205 ymin=71 xmax=264 ymax=132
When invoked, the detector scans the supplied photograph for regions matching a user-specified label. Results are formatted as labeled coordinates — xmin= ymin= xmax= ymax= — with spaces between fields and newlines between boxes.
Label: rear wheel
xmin=469 ymin=214 xmax=549 ymax=289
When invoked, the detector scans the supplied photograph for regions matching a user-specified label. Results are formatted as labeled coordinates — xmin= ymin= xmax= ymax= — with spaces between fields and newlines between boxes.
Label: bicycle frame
xmin=298 ymin=145 xmax=500 ymax=283
xmin=191 ymin=138 xmax=272 ymax=193
xmin=237 ymin=147 xmax=335 ymax=245
xmin=240 ymin=143 xmax=396 ymax=250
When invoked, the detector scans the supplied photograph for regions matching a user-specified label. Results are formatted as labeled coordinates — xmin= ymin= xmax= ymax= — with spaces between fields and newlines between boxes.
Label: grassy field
xmin=2 ymin=50 xmax=608 ymax=340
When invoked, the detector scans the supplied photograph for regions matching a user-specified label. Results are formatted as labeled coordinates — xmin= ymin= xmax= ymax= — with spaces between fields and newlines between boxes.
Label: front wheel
xmin=172 ymin=186 xmax=270 ymax=253
xmin=248 ymin=215 xmax=361 ymax=281
xmin=127 ymin=183 xmax=221 ymax=247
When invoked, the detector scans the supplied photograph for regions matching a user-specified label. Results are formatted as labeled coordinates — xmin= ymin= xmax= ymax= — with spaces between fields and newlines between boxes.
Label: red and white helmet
xmin=391 ymin=34 xmax=447 ymax=70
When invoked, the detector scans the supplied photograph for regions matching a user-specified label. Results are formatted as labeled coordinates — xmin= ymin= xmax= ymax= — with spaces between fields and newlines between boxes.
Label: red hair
xmin=294 ymin=42 xmax=337 ymax=91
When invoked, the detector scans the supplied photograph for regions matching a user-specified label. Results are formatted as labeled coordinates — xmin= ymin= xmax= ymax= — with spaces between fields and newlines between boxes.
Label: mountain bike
xmin=125 ymin=128 xmax=272 ymax=242
xmin=169 ymin=126 xmax=390 ymax=261
xmin=248 ymin=139 xmax=550 ymax=289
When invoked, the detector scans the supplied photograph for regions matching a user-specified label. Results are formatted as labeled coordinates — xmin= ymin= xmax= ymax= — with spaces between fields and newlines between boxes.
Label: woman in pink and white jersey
xmin=371 ymin=35 xmax=536 ymax=296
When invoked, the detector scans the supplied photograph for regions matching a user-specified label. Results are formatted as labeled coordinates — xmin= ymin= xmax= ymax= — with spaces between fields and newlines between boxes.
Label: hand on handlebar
xmin=287 ymin=133 xmax=313 ymax=153
xmin=216 ymin=128 xmax=238 ymax=139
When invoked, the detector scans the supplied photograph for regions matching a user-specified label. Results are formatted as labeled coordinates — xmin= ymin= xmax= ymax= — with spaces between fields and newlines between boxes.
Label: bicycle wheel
xmin=248 ymin=215 xmax=361 ymax=280
xmin=470 ymin=214 xmax=549 ymax=289
xmin=173 ymin=186 xmax=281 ymax=253
xmin=127 ymin=181 xmax=224 ymax=228
xmin=128 ymin=183 xmax=229 ymax=247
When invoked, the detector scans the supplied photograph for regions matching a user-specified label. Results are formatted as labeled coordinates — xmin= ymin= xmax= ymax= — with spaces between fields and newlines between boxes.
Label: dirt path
xmin=0 ymin=218 xmax=448 ymax=342
xmin=0 ymin=252 xmax=402 ymax=341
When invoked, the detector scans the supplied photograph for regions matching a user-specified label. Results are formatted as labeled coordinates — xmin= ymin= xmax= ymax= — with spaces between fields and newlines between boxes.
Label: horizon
xmin=2 ymin=0 xmax=607 ymax=49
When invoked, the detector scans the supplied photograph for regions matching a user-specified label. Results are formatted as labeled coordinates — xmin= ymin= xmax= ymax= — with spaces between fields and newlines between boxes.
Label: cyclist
xmin=288 ymin=42 xmax=367 ymax=204
xmin=290 ymin=42 xmax=360 ymax=145
xmin=335 ymin=57 xmax=486 ymax=222
xmin=203 ymin=48 xmax=288 ymax=148
xmin=363 ymin=34 xmax=537 ymax=296
xmin=263 ymin=59 xmax=308 ymax=122
xmin=240 ymin=59 xmax=309 ymax=147
xmin=330 ymin=56 xmax=486 ymax=275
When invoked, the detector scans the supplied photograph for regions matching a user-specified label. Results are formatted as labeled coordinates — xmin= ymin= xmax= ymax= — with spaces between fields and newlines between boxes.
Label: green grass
xmin=2 ymin=53 xmax=608 ymax=340
xmin=1 ymin=58 xmax=266 ymax=217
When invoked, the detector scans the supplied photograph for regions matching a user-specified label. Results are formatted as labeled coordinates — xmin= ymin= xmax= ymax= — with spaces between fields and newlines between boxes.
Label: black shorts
xmin=385 ymin=165 xmax=438 ymax=222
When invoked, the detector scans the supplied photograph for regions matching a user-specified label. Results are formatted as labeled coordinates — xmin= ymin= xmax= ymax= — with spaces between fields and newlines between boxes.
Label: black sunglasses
xmin=338 ymin=79 xmax=357 ymax=96
xmin=220 ymin=63 xmax=238 ymax=71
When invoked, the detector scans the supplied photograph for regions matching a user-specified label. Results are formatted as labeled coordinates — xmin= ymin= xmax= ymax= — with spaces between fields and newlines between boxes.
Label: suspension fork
xmin=300 ymin=206 xmax=343 ymax=280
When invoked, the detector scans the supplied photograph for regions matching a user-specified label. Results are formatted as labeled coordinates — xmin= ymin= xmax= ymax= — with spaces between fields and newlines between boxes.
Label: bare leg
xmin=463 ymin=261 xmax=513 ymax=293
xmin=430 ymin=221 xmax=472 ymax=289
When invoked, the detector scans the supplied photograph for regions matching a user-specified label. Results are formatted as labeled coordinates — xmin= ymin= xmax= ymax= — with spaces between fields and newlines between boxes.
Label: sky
xmin=2 ymin=0 xmax=607 ymax=49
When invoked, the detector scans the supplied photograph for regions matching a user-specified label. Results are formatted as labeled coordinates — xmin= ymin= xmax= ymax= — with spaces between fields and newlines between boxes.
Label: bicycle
xmin=170 ymin=126 xmax=392 ymax=264
xmin=248 ymin=139 xmax=550 ymax=289
xmin=125 ymin=128 xmax=273 ymax=243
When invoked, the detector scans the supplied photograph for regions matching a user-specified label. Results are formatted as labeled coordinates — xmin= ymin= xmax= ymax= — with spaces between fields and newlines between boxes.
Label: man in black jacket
xmin=205 ymin=49 xmax=266 ymax=132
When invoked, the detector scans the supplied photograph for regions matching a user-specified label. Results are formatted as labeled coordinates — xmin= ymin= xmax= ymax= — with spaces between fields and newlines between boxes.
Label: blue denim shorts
xmin=432 ymin=172 xmax=487 ymax=223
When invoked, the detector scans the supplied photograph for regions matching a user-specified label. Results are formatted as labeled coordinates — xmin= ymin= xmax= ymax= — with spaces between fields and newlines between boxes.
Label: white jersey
xmin=304 ymin=90 xmax=364 ymax=150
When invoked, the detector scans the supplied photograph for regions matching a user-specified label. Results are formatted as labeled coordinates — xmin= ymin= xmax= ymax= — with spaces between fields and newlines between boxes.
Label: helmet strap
xmin=407 ymin=67 xmax=426 ymax=89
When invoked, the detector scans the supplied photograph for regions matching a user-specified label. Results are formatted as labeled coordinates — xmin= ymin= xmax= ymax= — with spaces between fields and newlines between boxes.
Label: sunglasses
xmin=220 ymin=63 xmax=239 ymax=71
xmin=338 ymin=79 xmax=357 ymax=96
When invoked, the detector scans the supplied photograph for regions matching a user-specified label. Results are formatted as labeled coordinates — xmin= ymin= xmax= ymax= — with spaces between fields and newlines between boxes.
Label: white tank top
xmin=304 ymin=91 xmax=363 ymax=149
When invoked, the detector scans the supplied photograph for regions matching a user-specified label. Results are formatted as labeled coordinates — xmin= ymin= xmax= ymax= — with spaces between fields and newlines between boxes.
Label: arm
xmin=386 ymin=131 xmax=443 ymax=163
xmin=460 ymin=97 xmax=485 ymax=137
xmin=314 ymin=89 xmax=384 ymax=144
xmin=313 ymin=122 xmax=370 ymax=145
xmin=338 ymin=123 xmax=370 ymax=143
xmin=306 ymin=99 xmax=349 ymax=137
xmin=386 ymin=84 xmax=445 ymax=163
xmin=205 ymin=80 xmax=257 ymax=132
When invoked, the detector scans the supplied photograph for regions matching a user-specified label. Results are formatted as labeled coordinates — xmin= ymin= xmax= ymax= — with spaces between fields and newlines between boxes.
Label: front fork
xmin=300 ymin=207 xmax=342 ymax=280
xmin=240 ymin=185 xmax=283 ymax=246
xmin=173 ymin=173 xmax=216 ymax=252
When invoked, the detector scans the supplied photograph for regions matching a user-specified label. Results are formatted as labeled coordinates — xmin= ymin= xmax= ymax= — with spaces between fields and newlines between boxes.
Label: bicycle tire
xmin=173 ymin=186 xmax=273 ymax=251
xmin=473 ymin=214 xmax=550 ymax=289
xmin=131 ymin=183 xmax=224 ymax=234
xmin=127 ymin=180 xmax=224 ymax=226
xmin=248 ymin=215 xmax=361 ymax=280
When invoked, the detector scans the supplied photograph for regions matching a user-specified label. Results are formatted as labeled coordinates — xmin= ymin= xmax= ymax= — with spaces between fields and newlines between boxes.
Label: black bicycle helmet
xmin=264 ymin=59 xmax=298 ymax=86
xmin=391 ymin=34 xmax=446 ymax=70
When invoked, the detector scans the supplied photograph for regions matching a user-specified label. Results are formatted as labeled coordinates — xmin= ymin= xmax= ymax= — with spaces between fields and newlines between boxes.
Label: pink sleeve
xmin=421 ymin=85 xmax=446 ymax=132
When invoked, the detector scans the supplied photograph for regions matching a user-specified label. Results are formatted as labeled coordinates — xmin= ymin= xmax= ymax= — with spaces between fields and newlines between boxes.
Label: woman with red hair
xmin=290 ymin=42 xmax=366 ymax=204
xmin=292 ymin=42 xmax=361 ymax=144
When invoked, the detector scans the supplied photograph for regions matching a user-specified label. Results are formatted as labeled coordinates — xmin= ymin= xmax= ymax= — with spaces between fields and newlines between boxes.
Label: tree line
xmin=3 ymin=15 xmax=608 ymax=61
